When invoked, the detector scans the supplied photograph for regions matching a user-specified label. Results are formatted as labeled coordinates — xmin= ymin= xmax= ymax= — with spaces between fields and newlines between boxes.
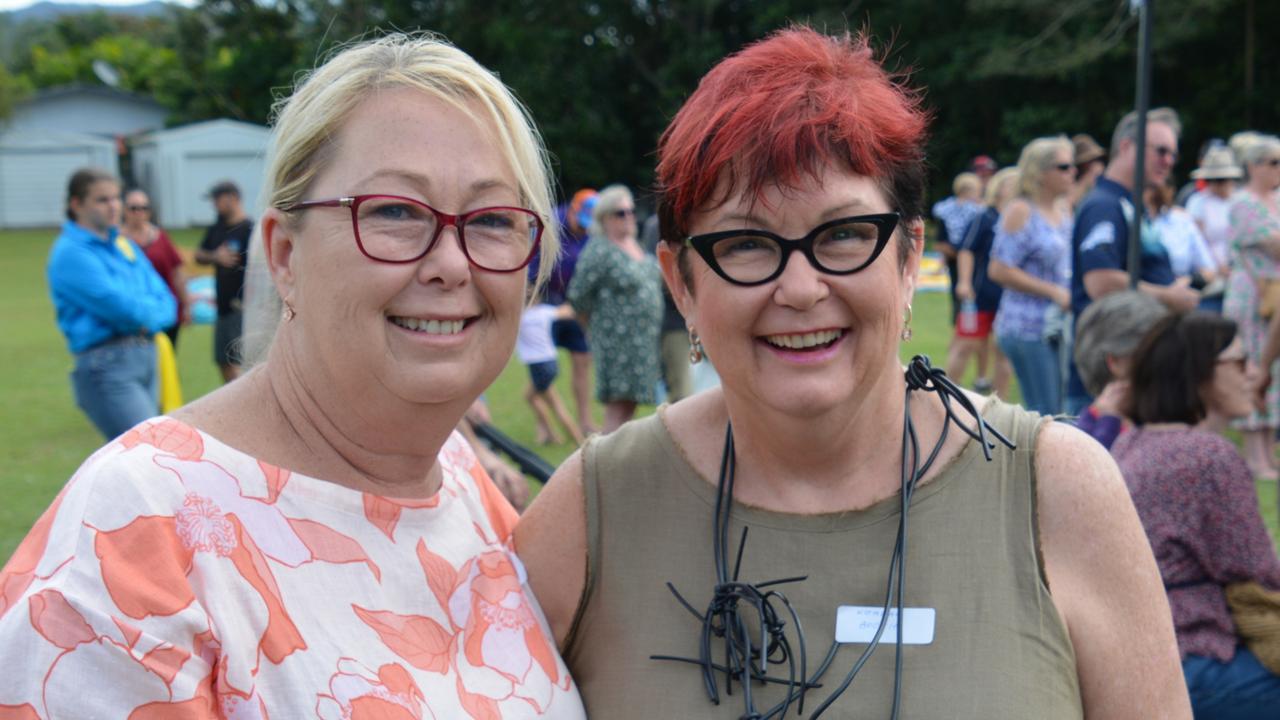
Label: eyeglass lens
xmin=709 ymin=219 xmax=884 ymax=284
xmin=355 ymin=196 xmax=537 ymax=269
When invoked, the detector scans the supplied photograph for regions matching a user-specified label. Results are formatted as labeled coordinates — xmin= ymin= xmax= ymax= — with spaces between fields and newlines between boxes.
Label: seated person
xmin=1112 ymin=311 xmax=1280 ymax=718
xmin=1071 ymin=290 xmax=1167 ymax=448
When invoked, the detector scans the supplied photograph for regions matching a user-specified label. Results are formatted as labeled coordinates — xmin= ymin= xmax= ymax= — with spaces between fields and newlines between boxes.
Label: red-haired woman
xmin=518 ymin=26 xmax=1189 ymax=718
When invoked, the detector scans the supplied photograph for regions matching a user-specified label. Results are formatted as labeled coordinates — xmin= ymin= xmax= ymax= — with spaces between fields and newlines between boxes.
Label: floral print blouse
xmin=0 ymin=418 xmax=585 ymax=719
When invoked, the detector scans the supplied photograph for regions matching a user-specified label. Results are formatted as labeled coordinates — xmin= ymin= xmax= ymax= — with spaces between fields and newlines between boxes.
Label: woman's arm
xmin=955 ymin=249 xmax=976 ymax=301
xmin=1036 ymin=422 xmax=1191 ymax=718
xmin=514 ymin=451 xmax=588 ymax=647
xmin=987 ymin=259 xmax=1070 ymax=309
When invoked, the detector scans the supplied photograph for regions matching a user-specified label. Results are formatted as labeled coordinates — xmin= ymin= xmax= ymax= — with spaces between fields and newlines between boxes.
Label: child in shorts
xmin=517 ymin=301 xmax=586 ymax=446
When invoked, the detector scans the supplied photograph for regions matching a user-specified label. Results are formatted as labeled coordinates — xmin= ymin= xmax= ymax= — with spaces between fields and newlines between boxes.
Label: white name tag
xmin=835 ymin=606 xmax=936 ymax=645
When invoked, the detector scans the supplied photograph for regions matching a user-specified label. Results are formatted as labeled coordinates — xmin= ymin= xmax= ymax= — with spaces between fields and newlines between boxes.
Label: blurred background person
xmin=531 ymin=187 xmax=598 ymax=435
xmin=950 ymin=166 xmax=1019 ymax=395
xmin=1071 ymin=290 xmax=1167 ymax=449
xmin=195 ymin=180 xmax=253 ymax=383
xmin=1070 ymin=133 xmax=1107 ymax=207
xmin=641 ymin=210 xmax=692 ymax=403
xmin=1222 ymin=133 xmax=1280 ymax=480
xmin=122 ymin=187 xmax=188 ymax=347
xmin=1113 ymin=311 xmax=1280 ymax=718
xmin=1187 ymin=146 xmax=1243 ymax=309
xmin=989 ymin=135 xmax=1075 ymax=415
xmin=971 ymin=153 xmax=998 ymax=193
xmin=568 ymin=184 xmax=663 ymax=432
xmin=47 ymin=168 xmax=176 ymax=440
xmin=1149 ymin=181 xmax=1217 ymax=289
xmin=517 ymin=296 xmax=586 ymax=447
xmin=932 ymin=170 xmax=983 ymax=325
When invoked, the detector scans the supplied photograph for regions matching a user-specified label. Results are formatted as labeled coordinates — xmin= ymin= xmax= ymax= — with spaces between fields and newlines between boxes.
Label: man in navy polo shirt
xmin=1066 ymin=107 xmax=1200 ymax=414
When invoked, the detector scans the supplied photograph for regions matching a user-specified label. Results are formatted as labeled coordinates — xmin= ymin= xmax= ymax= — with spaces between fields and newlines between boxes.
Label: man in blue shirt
xmin=47 ymin=168 xmax=177 ymax=439
xmin=1067 ymin=108 xmax=1200 ymax=414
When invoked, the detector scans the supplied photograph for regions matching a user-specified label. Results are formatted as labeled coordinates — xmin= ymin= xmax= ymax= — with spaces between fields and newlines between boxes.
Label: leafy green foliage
xmin=1 ymin=0 xmax=1278 ymax=199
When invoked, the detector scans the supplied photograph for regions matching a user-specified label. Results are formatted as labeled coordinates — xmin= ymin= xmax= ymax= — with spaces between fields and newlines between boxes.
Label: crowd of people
xmin=6 ymin=22 xmax=1280 ymax=720
xmin=938 ymin=111 xmax=1280 ymax=714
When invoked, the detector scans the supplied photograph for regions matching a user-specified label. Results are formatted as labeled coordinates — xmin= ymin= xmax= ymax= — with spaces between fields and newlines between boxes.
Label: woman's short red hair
xmin=656 ymin=26 xmax=929 ymax=256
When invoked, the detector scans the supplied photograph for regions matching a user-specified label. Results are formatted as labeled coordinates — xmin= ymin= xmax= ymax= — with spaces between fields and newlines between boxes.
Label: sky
xmin=0 ymin=0 xmax=191 ymax=11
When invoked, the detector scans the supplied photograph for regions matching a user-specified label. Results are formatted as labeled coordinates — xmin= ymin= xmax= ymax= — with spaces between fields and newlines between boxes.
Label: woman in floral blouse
xmin=1223 ymin=134 xmax=1280 ymax=480
xmin=0 ymin=34 xmax=584 ymax=719
xmin=1112 ymin=310 xmax=1280 ymax=718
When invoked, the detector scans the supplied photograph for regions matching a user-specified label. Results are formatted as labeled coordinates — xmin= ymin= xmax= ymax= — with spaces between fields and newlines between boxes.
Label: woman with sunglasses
xmin=1222 ymin=134 xmax=1280 ymax=480
xmin=0 ymin=34 xmax=584 ymax=718
xmin=1112 ymin=311 xmax=1280 ymax=718
xmin=518 ymin=26 xmax=1187 ymax=719
xmin=567 ymin=184 xmax=664 ymax=433
xmin=987 ymin=135 xmax=1076 ymax=416
xmin=122 ymin=188 xmax=189 ymax=347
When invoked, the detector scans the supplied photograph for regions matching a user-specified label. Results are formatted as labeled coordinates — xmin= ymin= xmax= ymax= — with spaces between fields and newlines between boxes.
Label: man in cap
xmin=194 ymin=180 xmax=253 ymax=382
xmin=970 ymin=155 xmax=997 ymax=193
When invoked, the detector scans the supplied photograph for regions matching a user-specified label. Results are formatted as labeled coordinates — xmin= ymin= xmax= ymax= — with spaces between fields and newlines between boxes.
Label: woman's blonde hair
xmin=1016 ymin=135 xmax=1073 ymax=199
xmin=242 ymin=32 xmax=557 ymax=364
xmin=983 ymin=167 xmax=1020 ymax=207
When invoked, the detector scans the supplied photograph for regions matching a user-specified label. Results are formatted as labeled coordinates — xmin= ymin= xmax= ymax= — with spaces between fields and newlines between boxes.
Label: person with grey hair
xmin=1066 ymin=107 xmax=1200 ymax=415
xmin=567 ymin=184 xmax=664 ymax=432
xmin=1222 ymin=133 xmax=1280 ymax=480
xmin=1071 ymin=290 xmax=1167 ymax=448
xmin=0 ymin=34 xmax=586 ymax=717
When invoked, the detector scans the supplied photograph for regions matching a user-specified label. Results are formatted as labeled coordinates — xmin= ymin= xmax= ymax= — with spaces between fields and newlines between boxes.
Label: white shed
xmin=0 ymin=130 xmax=120 ymax=228
xmin=131 ymin=119 xmax=271 ymax=228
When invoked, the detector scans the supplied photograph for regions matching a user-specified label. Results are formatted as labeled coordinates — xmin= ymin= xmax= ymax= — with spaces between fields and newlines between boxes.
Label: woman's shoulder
xmin=997 ymin=199 xmax=1033 ymax=234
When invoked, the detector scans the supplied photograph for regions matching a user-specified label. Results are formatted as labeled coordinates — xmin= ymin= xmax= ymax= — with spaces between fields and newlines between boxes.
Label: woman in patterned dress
xmin=1222 ymin=134 xmax=1280 ymax=480
xmin=0 ymin=34 xmax=585 ymax=719
xmin=567 ymin=184 xmax=664 ymax=433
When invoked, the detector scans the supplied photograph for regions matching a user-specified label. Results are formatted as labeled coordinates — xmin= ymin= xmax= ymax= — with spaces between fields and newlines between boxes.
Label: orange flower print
xmin=447 ymin=551 xmax=560 ymax=714
xmin=118 ymin=419 xmax=205 ymax=461
xmin=316 ymin=659 xmax=431 ymax=720
xmin=176 ymin=494 xmax=236 ymax=556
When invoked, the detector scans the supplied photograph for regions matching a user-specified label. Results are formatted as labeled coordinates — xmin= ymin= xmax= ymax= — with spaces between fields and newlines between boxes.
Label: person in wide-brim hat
xmin=1191 ymin=146 xmax=1244 ymax=180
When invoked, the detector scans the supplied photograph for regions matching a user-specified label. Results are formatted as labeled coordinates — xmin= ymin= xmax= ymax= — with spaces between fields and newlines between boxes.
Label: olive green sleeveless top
xmin=562 ymin=399 xmax=1082 ymax=719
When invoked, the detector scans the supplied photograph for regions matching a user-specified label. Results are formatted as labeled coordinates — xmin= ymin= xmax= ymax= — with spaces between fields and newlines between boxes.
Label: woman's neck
xmin=122 ymin=220 xmax=149 ymax=242
xmin=1247 ymin=182 xmax=1276 ymax=201
xmin=255 ymin=337 xmax=460 ymax=498
xmin=718 ymin=365 xmax=947 ymax=513
xmin=1034 ymin=190 xmax=1061 ymax=216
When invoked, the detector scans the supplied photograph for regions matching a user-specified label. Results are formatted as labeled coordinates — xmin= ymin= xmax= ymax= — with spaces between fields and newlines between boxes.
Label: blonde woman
xmin=988 ymin=136 xmax=1075 ymax=415
xmin=0 ymin=34 xmax=585 ymax=717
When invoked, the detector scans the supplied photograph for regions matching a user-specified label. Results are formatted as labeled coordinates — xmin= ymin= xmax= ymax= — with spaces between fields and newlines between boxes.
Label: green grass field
xmin=2 ymin=228 xmax=1275 ymax=564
